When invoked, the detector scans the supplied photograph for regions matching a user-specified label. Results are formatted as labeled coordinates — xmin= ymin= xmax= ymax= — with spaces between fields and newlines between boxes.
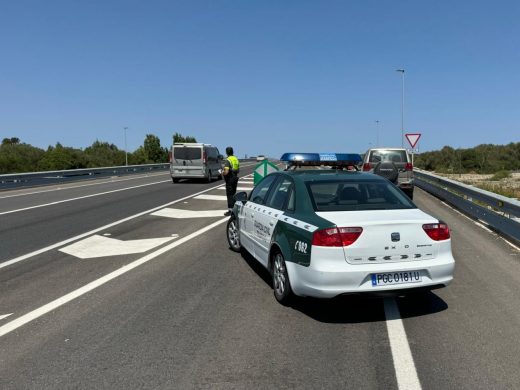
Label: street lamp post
xmin=396 ymin=69 xmax=405 ymax=147
xmin=124 ymin=127 xmax=128 ymax=166
xmin=375 ymin=120 xmax=380 ymax=147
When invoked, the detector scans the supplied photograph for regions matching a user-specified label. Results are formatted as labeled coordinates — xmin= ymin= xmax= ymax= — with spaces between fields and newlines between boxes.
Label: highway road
xmin=1 ymin=164 xmax=519 ymax=389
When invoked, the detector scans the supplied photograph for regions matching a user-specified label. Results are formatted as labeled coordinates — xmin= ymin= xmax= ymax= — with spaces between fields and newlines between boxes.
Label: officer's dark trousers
xmin=225 ymin=175 xmax=239 ymax=209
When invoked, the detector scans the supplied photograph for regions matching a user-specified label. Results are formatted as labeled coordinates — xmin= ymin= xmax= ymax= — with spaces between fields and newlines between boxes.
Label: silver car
xmin=362 ymin=148 xmax=414 ymax=199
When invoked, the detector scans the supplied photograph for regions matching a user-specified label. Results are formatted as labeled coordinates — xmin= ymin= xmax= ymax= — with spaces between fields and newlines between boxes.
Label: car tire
xmin=271 ymin=251 xmax=293 ymax=305
xmin=373 ymin=162 xmax=399 ymax=184
xmin=172 ymin=178 xmax=179 ymax=183
xmin=405 ymin=189 xmax=414 ymax=200
xmin=226 ymin=216 xmax=241 ymax=252
xmin=207 ymin=170 xmax=212 ymax=183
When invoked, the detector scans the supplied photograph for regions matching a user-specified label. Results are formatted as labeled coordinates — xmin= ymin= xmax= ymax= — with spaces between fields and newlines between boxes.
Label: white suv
xmin=362 ymin=148 xmax=414 ymax=199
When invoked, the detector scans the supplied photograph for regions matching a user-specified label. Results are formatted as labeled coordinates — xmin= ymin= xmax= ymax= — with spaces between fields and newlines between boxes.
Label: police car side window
xmin=250 ymin=174 xmax=277 ymax=205
xmin=266 ymin=177 xmax=294 ymax=211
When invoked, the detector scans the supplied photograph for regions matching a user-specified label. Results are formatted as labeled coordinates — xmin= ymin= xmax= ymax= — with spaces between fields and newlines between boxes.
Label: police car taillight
xmin=422 ymin=223 xmax=450 ymax=241
xmin=312 ymin=227 xmax=363 ymax=247
xmin=362 ymin=163 xmax=371 ymax=171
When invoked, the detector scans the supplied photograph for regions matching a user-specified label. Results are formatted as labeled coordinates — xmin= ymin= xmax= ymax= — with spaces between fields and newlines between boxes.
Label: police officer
xmin=222 ymin=146 xmax=240 ymax=216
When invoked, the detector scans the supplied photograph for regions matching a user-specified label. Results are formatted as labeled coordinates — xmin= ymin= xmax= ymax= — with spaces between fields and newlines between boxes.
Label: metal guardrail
xmin=0 ymin=159 xmax=258 ymax=190
xmin=0 ymin=164 xmax=170 ymax=190
xmin=414 ymin=169 xmax=520 ymax=245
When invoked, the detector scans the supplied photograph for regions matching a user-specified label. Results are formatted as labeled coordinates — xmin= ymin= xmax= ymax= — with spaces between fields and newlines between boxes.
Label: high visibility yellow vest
xmin=226 ymin=155 xmax=240 ymax=171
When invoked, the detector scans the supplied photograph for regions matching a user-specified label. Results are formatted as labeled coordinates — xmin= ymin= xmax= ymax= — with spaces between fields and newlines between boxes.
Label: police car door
xmin=246 ymin=174 xmax=278 ymax=264
xmin=255 ymin=176 xmax=293 ymax=267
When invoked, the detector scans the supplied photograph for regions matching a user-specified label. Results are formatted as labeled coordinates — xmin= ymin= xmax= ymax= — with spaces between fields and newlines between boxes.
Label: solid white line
xmin=0 ymin=183 xmax=229 ymax=270
xmin=440 ymin=202 xmax=520 ymax=251
xmin=0 ymin=172 xmax=169 ymax=200
xmin=384 ymin=298 xmax=422 ymax=390
xmin=0 ymin=180 xmax=171 ymax=216
xmin=0 ymin=218 xmax=228 ymax=338
xmin=0 ymin=314 xmax=13 ymax=321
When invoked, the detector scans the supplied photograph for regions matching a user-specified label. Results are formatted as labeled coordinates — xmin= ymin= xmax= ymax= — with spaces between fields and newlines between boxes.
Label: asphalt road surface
xmin=1 ymin=165 xmax=519 ymax=389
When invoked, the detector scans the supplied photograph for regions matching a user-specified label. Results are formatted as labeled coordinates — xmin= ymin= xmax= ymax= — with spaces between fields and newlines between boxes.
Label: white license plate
xmin=371 ymin=271 xmax=422 ymax=286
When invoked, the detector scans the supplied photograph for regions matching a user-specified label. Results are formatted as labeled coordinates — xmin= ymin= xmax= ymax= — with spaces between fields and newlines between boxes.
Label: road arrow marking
xmin=194 ymin=194 xmax=228 ymax=201
xmin=0 ymin=314 xmax=13 ymax=321
xmin=59 ymin=235 xmax=176 ymax=259
xmin=151 ymin=208 xmax=227 ymax=219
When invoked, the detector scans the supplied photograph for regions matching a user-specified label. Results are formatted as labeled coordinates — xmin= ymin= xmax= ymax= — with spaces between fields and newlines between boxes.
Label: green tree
xmin=38 ymin=143 xmax=85 ymax=171
xmin=0 ymin=140 xmax=45 ymax=173
xmin=173 ymin=132 xmax=197 ymax=143
xmin=143 ymin=134 xmax=168 ymax=163
xmin=84 ymin=140 xmax=125 ymax=167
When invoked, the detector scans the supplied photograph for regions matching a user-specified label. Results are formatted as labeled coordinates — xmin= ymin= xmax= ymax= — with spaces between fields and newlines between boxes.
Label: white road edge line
xmin=0 ymin=180 xmax=171 ymax=216
xmin=0 ymin=182 xmax=232 ymax=270
xmin=384 ymin=298 xmax=422 ymax=390
xmin=0 ymin=217 xmax=228 ymax=338
xmin=0 ymin=314 xmax=13 ymax=320
xmin=0 ymin=171 xmax=169 ymax=200
xmin=440 ymin=201 xmax=520 ymax=251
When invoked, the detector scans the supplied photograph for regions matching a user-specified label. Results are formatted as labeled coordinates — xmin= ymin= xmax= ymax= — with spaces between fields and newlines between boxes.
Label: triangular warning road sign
xmin=405 ymin=133 xmax=421 ymax=148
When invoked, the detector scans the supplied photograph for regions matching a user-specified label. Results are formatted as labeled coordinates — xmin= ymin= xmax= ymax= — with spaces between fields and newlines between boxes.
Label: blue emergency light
xmin=280 ymin=152 xmax=362 ymax=167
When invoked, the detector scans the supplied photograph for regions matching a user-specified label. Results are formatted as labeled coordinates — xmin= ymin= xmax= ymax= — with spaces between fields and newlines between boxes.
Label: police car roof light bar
xmin=280 ymin=153 xmax=362 ymax=169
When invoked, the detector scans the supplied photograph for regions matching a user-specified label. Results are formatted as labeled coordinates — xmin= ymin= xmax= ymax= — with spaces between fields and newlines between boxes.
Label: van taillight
xmin=362 ymin=163 xmax=371 ymax=171
xmin=202 ymin=151 xmax=207 ymax=163
xmin=422 ymin=223 xmax=450 ymax=241
xmin=405 ymin=163 xmax=413 ymax=171
xmin=312 ymin=227 xmax=363 ymax=247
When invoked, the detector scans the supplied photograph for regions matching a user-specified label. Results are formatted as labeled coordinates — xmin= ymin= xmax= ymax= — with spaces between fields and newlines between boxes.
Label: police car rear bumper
xmin=286 ymin=248 xmax=455 ymax=299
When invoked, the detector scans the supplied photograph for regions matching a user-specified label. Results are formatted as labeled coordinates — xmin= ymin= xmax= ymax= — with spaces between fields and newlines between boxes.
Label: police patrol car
xmin=226 ymin=153 xmax=455 ymax=304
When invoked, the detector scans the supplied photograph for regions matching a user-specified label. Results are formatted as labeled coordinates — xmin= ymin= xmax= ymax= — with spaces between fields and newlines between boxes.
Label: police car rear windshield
xmin=306 ymin=180 xmax=416 ymax=211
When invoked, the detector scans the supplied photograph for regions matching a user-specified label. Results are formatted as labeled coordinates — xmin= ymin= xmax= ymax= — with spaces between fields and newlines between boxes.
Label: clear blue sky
xmin=1 ymin=0 xmax=519 ymax=158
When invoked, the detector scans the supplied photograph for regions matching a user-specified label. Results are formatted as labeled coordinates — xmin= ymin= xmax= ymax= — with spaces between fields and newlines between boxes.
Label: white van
xmin=170 ymin=143 xmax=224 ymax=183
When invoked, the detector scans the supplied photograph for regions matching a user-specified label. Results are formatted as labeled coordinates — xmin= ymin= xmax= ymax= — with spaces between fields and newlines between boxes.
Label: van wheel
xmin=207 ymin=171 xmax=212 ymax=183
xmin=172 ymin=178 xmax=179 ymax=183
xmin=271 ymin=251 xmax=293 ymax=305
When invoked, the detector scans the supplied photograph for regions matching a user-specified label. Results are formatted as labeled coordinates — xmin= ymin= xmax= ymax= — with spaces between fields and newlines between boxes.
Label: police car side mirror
xmin=233 ymin=191 xmax=248 ymax=203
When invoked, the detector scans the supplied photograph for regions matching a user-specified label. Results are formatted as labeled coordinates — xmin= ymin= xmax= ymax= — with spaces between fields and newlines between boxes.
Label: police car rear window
xmin=306 ymin=180 xmax=415 ymax=211
xmin=174 ymin=147 xmax=201 ymax=160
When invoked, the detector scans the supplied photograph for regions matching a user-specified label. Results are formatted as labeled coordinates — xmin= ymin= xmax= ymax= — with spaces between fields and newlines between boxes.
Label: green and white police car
xmin=226 ymin=153 xmax=455 ymax=304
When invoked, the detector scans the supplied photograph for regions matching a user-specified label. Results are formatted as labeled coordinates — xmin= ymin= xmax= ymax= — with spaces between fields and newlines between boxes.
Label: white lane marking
xmin=151 ymin=208 xmax=227 ymax=219
xmin=384 ymin=298 xmax=422 ymax=390
xmin=0 ymin=314 xmax=13 ymax=320
xmin=0 ymin=172 xmax=169 ymax=200
xmin=59 ymin=235 xmax=176 ymax=259
xmin=0 ymin=183 xmax=228 ymax=270
xmin=194 ymin=194 xmax=227 ymax=201
xmin=0 ymin=180 xmax=170 ymax=216
xmin=0 ymin=218 xmax=228 ymax=338
xmin=217 ymin=186 xmax=253 ymax=191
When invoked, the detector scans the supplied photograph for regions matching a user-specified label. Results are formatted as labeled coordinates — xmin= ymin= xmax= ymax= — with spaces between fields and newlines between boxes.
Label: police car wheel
xmin=272 ymin=252 xmax=293 ymax=305
xmin=226 ymin=216 xmax=241 ymax=252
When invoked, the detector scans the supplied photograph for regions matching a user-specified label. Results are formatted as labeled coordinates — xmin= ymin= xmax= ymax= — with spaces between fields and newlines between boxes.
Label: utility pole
xmin=124 ymin=127 xmax=128 ymax=166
